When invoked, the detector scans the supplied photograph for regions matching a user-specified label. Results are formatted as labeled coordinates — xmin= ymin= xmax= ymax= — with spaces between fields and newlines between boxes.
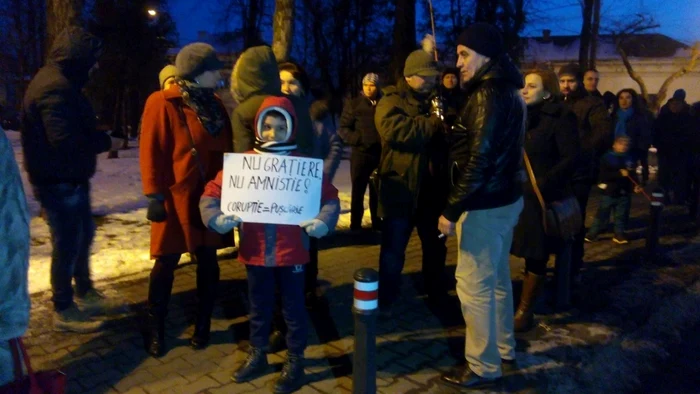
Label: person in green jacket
xmin=374 ymin=47 xmax=448 ymax=312
xmin=230 ymin=46 xmax=314 ymax=156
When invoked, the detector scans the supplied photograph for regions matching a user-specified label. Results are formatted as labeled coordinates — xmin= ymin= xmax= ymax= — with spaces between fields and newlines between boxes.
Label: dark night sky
xmin=167 ymin=0 xmax=700 ymax=46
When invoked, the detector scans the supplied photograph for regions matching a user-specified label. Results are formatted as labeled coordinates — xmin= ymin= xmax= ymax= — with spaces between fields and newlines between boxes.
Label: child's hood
xmin=254 ymin=96 xmax=298 ymax=143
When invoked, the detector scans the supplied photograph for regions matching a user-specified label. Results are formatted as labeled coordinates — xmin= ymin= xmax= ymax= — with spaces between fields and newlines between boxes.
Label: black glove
xmin=147 ymin=198 xmax=167 ymax=222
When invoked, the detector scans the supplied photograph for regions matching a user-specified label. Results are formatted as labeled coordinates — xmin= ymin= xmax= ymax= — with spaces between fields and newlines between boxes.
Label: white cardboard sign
xmin=220 ymin=153 xmax=323 ymax=225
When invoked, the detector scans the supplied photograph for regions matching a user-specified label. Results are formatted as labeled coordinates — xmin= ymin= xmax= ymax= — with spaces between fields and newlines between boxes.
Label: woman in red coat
xmin=139 ymin=43 xmax=233 ymax=357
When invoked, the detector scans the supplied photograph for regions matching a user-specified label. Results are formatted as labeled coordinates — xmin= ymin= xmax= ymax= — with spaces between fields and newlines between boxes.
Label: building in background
xmin=522 ymin=30 xmax=700 ymax=106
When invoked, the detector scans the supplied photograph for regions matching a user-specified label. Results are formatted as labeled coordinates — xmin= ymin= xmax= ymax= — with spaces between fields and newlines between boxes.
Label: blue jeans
xmin=587 ymin=194 xmax=631 ymax=236
xmin=378 ymin=214 xmax=447 ymax=308
xmin=246 ymin=265 xmax=307 ymax=354
xmin=33 ymin=182 xmax=95 ymax=311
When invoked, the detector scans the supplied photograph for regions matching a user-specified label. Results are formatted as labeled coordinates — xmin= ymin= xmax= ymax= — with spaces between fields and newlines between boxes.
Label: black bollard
xmin=646 ymin=192 xmax=664 ymax=258
xmin=352 ymin=268 xmax=378 ymax=394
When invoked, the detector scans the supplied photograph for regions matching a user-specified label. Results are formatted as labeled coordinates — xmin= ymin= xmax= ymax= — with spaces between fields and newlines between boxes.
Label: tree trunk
xmin=244 ymin=0 xmax=262 ymax=48
xmin=578 ymin=0 xmax=594 ymax=69
xmin=615 ymin=41 xmax=649 ymax=102
xmin=388 ymin=0 xmax=416 ymax=85
xmin=46 ymin=0 xmax=84 ymax=55
xmin=589 ymin=0 xmax=601 ymax=69
xmin=272 ymin=0 xmax=294 ymax=62
xmin=12 ymin=0 xmax=27 ymax=108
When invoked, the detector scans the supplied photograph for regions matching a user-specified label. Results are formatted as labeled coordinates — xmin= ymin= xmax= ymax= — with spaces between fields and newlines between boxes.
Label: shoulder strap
xmin=523 ymin=150 xmax=547 ymax=213
xmin=176 ymin=105 xmax=207 ymax=180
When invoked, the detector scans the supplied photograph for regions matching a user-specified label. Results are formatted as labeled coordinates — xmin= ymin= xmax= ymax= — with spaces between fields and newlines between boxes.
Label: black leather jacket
xmin=442 ymin=55 xmax=526 ymax=221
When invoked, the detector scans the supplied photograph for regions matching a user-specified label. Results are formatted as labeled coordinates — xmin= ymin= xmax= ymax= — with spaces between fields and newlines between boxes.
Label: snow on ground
xmin=6 ymin=131 xmax=370 ymax=295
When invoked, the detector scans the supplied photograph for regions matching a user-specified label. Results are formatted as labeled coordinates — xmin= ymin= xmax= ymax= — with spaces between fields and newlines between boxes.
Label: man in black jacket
xmin=437 ymin=23 xmax=525 ymax=390
xmin=339 ymin=73 xmax=382 ymax=231
xmin=558 ymin=63 xmax=612 ymax=279
xmin=22 ymin=27 xmax=121 ymax=333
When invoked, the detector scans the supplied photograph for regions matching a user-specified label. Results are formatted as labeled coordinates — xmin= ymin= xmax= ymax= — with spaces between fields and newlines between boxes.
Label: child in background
xmin=199 ymin=96 xmax=339 ymax=394
xmin=585 ymin=135 xmax=643 ymax=245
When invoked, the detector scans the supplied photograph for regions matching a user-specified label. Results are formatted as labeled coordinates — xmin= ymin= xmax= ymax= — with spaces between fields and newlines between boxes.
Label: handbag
xmin=0 ymin=338 xmax=66 ymax=394
xmin=523 ymin=151 xmax=581 ymax=240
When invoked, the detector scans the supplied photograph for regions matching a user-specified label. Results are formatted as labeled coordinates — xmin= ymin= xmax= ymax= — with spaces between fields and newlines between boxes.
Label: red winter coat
xmin=139 ymin=86 xmax=233 ymax=258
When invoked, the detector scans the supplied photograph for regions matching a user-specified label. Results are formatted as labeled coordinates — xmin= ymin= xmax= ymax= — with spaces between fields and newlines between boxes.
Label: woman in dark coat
xmin=139 ymin=43 xmax=233 ymax=357
xmin=278 ymin=61 xmax=343 ymax=299
xmin=611 ymin=89 xmax=652 ymax=184
xmin=511 ymin=69 xmax=580 ymax=331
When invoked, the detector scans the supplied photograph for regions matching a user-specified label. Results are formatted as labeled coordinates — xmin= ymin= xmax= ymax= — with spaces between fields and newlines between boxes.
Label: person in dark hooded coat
xmin=21 ymin=26 xmax=122 ymax=333
xmin=230 ymin=46 xmax=314 ymax=156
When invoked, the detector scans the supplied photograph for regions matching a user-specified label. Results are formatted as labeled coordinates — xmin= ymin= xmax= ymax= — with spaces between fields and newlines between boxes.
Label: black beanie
xmin=558 ymin=63 xmax=582 ymax=81
xmin=456 ymin=23 xmax=504 ymax=58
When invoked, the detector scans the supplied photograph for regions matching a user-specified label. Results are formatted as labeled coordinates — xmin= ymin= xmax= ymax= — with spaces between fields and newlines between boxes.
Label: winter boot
xmin=145 ymin=258 xmax=176 ymax=357
xmin=190 ymin=314 xmax=211 ymax=349
xmin=191 ymin=248 xmax=219 ymax=349
xmin=514 ymin=273 xmax=545 ymax=332
xmin=231 ymin=347 xmax=270 ymax=383
xmin=146 ymin=313 xmax=165 ymax=357
xmin=274 ymin=353 xmax=305 ymax=394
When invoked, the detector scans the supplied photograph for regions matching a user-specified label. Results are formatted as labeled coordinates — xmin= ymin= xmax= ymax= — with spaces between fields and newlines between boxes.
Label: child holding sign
xmin=200 ymin=96 xmax=339 ymax=394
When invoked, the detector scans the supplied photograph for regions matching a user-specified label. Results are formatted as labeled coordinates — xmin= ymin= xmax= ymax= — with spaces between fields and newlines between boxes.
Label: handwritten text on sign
xmin=220 ymin=153 xmax=323 ymax=225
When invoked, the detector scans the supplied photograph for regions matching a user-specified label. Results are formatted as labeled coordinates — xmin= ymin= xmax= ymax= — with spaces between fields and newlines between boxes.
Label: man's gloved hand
xmin=208 ymin=213 xmax=241 ymax=234
xmin=300 ymin=219 xmax=329 ymax=238
xmin=146 ymin=198 xmax=167 ymax=222
xmin=431 ymin=96 xmax=445 ymax=121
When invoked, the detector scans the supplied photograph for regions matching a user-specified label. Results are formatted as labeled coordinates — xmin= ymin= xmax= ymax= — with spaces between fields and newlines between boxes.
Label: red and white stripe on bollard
xmin=353 ymin=272 xmax=379 ymax=313
xmin=651 ymin=192 xmax=664 ymax=207
xmin=352 ymin=268 xmax=378 ymax=394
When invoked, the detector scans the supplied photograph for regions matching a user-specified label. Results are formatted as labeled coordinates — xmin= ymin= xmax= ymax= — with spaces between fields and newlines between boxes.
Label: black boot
xmin=146 ymin=313 xmax=165 ymax=357
xmin=274 ymin=353 xmax=305 ymax=394
xmin=145 ymin=257 xmax=176 ymax=357
xmin=231 ymin=347 xmax=270 ymax=383
xmin=514 ymin=273 xmax=545 ymax=332
xmin=190 ymin=315 xmax=211 ymax=349
xmin=191 ymin=248 xmax=219 ymax=349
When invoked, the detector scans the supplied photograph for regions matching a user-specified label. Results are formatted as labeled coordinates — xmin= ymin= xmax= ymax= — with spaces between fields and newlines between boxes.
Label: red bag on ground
xmin=0 ymin=338 xmax=66 ymax=394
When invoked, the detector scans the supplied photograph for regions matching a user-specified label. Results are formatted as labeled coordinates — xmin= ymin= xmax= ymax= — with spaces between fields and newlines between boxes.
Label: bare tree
xmin=655 ymin=44 xmax=700 ymax=106
xmin=0 ymin=0 xmax=44 ymax=108
xmin=388 ymin=0 xmax=416 ymax=84
xmin=610 ymin=14 xmax=700 ymax=111
xmin=578 ymin=0 xmax=594 ymax=70
xmin=46 ymin=0 xmax=84 ymax=53
xmin=272 ymin=0 xmax=294 ymax=61
xmin=589 ymin=0 xmax=600 ymax=68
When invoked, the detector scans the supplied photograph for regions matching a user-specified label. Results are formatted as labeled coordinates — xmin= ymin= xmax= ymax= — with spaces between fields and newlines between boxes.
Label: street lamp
xmin=147 ymin=9 xmax=157 ymax=17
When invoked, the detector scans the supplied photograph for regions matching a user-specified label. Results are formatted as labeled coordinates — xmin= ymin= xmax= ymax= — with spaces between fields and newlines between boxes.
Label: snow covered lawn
xmin=7 ymin=131 xmax=368 ymax=294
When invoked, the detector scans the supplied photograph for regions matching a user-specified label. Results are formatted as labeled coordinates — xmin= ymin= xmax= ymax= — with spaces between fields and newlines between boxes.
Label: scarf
xmin=179 ymin=83 xmax=226 ymax=137
xmin=614 ymin=108 xmax=633 ymax=139
xmin=253 ymin=140 xmax=297 ymax=155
